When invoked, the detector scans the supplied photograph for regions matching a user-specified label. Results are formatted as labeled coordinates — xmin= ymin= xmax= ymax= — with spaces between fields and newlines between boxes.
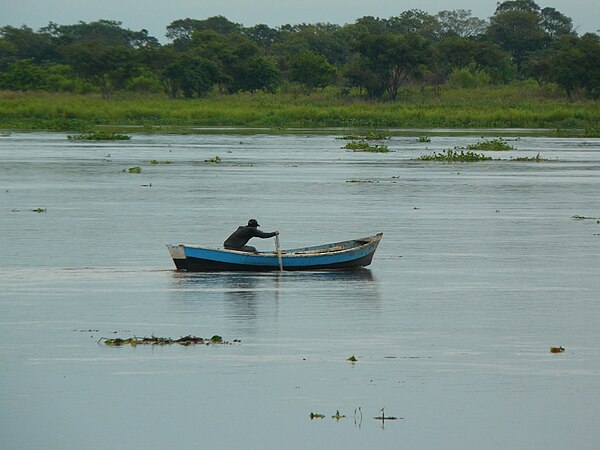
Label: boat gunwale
xmin=170 ymin=233 xmax=382 ymax=259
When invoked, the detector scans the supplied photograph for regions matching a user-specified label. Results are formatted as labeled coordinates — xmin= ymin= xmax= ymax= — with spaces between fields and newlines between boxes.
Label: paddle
xmin=275 ymin=233 xmax=283 ymax=272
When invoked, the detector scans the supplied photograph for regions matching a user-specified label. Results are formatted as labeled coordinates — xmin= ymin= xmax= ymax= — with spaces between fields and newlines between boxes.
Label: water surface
xmin=1 ymin=132 xmax=599 ymax=449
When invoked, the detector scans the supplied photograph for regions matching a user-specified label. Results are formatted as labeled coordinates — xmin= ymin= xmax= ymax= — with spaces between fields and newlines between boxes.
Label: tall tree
xmin=289 ymin=51 xmax=336 ymax=90
xmin=63 ymin=41 xmax=134 ymax=97
xmin=353 ymin=32 xmax=431 ymax=100
xmin=435 ymin=10 xmax=488 ymax=38
xmin=488 ymin=2 xmax=546 ymax=70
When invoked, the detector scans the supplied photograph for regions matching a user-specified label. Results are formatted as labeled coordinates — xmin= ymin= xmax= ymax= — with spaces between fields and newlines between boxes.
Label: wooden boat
xmin=167 ymin=233 xmax=383 ymax=272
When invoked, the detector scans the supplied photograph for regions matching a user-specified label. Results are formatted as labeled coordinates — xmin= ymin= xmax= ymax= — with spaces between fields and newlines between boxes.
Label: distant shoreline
xmin=1 ymin=87 xmax=599 ymax=137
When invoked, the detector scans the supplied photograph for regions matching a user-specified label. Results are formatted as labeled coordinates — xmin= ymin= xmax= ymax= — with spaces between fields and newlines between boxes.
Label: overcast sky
xmin=2 ymin=0 xmax=598 ymax=41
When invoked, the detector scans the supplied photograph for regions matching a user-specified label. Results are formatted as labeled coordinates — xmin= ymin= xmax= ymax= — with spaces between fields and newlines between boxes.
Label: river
xmin=1 ymin=131 xmax=599 ymax=449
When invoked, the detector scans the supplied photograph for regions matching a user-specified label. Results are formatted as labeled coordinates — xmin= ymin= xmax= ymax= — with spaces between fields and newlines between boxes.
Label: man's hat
xmin=247 ymin=218 xmax=260 ymax=227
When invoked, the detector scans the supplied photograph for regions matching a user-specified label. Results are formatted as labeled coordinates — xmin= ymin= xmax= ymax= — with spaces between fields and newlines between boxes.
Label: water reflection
xmin=169 ymin=269 xmax=380 ymax=320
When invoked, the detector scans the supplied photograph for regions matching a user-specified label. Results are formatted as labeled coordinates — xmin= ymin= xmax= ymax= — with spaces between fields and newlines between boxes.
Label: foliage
xmin=344 ymin=140 xmax=390 ymax=152
xmin=352 ymin=32 xmax=432 ymax=100
xmin=0 ymin=59 xmax=47 ymax=90
xmin=447 ymin=63 xmax=492 ymax=88
xmin=418 ymin=149 xmax=492 ymax=161
xmin=417 ymin=136 xmax=431 ymax=142
xmin=0 ymin=8 xmax=595 ymax=103
xmin=466 ymin=138 xmax=515 ymax=150
xmin=101 ymin=334 xmax=236 ymax=346
xmin=67 ymin=132 xmax=131 ymax=140
xmin=289 ymin=51 xmax=336 ymax=91
xmin=338 ymin=131 xmax=390 ymax=140
xmin=511 ymin=152 xmax=546 ymax=161
xmin=127 ymin=166 xmax=141 ymax=173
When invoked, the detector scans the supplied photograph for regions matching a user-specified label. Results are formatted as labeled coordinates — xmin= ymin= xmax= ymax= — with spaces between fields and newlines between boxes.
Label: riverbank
xmin=1 ymin=83 xmax=599 ymax=136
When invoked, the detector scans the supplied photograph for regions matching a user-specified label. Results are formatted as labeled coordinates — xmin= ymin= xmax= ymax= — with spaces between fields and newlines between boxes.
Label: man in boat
xmin=223 ymin=219 xmax=278 ymax=253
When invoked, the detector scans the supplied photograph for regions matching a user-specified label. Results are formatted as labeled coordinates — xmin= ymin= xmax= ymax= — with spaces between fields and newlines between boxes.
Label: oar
xmin=275 ymin=233 xmax=283 ymax=272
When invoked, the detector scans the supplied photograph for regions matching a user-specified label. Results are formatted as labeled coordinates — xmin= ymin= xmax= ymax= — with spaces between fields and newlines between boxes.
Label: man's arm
xmin=252 ymin=229 xmax=278 ymax=239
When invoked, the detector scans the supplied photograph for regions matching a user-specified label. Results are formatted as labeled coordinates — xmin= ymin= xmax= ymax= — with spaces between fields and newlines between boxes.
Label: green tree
xmin=289 ymin=51 xmax=336 ymax=90
xmin=435 ymin=37 xmax=516 ymax=83
xmin=488 ymin=7 xmax=545 ymax=70
xmin=386 ymin=10 xmax=440 ymax=40
xmin=540 ymin=7 xmax=574 ymax=40
xmin=63 ymin=41 xmax=134 ymax=97
xmin=526 ymin=33 xmax=600 ymax=98
xmin=0 ymin=25 xmax=57 ymax=63
xmin=166 ymin=16 xmax=242 ymax=50
xmin=190 ymin=29 xmax=280 ymax=93
xmin=42 ymin=20 xmax=159 ymax=48
xmin=353 ymin=32 xmax=431 ymax=100
xmin=435 ymin=10 xmax=488 ymax=38
xmin=243 ymin=24 xmax=282 ymax=50
xmin=0 ymin=59 xmax=46 ymax=90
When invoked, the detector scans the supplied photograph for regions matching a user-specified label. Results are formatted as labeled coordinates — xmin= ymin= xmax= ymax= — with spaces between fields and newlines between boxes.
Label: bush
xmin=447 ymin=63 xmax=492 ymax=89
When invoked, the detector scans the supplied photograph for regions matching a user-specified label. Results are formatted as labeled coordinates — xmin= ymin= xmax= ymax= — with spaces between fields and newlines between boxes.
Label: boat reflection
xmin=169 ymin=269 xmax=381 ymax=325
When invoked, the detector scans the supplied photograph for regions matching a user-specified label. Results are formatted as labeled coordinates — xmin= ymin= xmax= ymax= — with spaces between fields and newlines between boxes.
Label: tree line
xmin=1 ymin=0 xmax=598 ymax=100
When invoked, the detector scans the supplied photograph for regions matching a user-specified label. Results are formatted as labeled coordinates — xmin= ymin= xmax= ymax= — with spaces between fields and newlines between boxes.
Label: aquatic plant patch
xmin=467 ymin=138 xmax=515 ymax=150
xmin=67 ymin=132 xmax=131 ymax=141
xmin=418 ymin=149 xmax=492 ymax=162
xmin=100 ymin=335 xmax=238 ymax=347
xmin=338 ymin=131 xmax=390 ymax=140
xmin=510 ymin=153 xmax=547 ymax=162
xmin=344 ymin=140 xmax=390 ymax=152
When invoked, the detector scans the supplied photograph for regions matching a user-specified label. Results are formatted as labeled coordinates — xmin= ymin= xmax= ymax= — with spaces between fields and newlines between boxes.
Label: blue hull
xmin=167 ymin=233 xmax=382 ymax=272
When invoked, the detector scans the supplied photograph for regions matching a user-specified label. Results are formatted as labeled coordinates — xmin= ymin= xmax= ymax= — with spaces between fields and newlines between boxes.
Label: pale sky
xmin=1 ymin=0 xmax=598 ymax=41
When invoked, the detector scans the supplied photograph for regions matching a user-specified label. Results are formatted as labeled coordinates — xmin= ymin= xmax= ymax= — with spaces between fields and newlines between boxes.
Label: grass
xmin=1 ymin=83 xmax=600 ymax=134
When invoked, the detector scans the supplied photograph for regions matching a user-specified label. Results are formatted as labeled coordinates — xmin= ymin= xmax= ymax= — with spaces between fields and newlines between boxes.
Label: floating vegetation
xmin=338 ymin=131 xmax=390 ymax=140
xmin=373 ymin=408 xmax=402 ymax=421
xmin=417 ymin=136 xmax=431 ymax=143
xmin=332 ymin=410 xmax=346 ymax=420
xmin=511 ymin=153 xmax=547 ymax=162
xmin=204 ymin=156 xmax=221 ymax=163
xmin=346 ymin=179 xmax=376 ymax=183
xmin=418 ymin=149 xmax=492 ymax=162
xmin=100 ymin=335 xmax=238 ymax=347
xmin=68 ymin=132 xmax=131 ymax=141
xmin=310 ymin=412 xmax=326 ymax=420
xmin=467 ymin=138 xmax=514 ymax=151
xmin=125 ymin=166 xmax=141 ymax=173
xmin=344 ymin=140 xmax=390 ymax=153
xmin=571 ymin=215 xmax=600 ymax=220
xmin=31 ymin=208 xmax=47 ymax=213
xmin=347 ymin=355 xmax=358 ymax=362
xmin=550 ymin=346 xmax=565 ymax=353
xmin=150 ymin=160 xmax=172 ymax=165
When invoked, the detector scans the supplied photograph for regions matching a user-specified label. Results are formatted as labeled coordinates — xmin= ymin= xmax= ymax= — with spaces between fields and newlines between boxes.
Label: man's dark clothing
xmin=224 ymin=226 xmax=276 ymax=252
